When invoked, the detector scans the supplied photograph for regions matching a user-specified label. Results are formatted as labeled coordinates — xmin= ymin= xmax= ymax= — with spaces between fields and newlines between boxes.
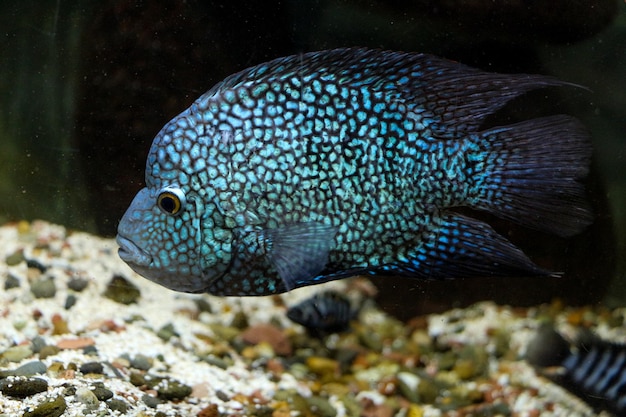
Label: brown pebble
xmin=57 ymin=337 xmax=95 ymax=349
xmin=272 ymin=402 xmax=291 ymax=417
xmin=51 ymin=314 xmax=70 ymax=335
xmin=197 ymin=404 xmax=219 ymax=417
xmin=240 ymin=324 xmax=292 ymax=356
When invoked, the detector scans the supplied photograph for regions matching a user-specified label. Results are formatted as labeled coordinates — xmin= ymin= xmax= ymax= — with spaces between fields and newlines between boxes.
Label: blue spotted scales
xmin=116 ymin=48 xmax=592 ymax=296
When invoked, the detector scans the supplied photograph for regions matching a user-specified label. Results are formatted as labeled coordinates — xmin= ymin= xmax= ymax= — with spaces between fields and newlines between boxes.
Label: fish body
xmin=527 ymin=326 xmax=626 ymax=415
xmin=116 ymin=48 xmax=592 ymax=296
xmin=287 ymin=290 xmax=355 ymax=337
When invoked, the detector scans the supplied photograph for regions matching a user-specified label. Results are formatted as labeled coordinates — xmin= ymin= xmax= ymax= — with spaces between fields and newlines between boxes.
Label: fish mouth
xmin=116 ymin=234 xmax=152 ymax=267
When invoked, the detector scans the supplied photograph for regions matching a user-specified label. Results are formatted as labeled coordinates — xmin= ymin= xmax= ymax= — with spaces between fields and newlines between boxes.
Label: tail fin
xmin=472 ymin=114 xmax=593 ymax=237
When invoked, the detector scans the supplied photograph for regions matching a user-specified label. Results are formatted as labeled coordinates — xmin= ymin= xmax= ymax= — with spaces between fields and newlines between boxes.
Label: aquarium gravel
xmin=0 ymin=220 xmax=621 ymax=416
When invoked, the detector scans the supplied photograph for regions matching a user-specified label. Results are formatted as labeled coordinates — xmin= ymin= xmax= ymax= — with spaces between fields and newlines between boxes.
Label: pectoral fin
xmin=261 ymin=222 xmax=337 ymax=291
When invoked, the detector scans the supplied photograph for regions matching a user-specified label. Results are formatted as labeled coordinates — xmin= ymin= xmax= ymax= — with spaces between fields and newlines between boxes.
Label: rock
xmin=198 ymin=404 xmax=220 ymax=417
xmin=107 ymin=398 xmax=129 ymax=413
xmin=79 ymin=361 xmax=104 ymax=375
xmin=157 ymin=323 xmax=179 ymax=341
xmin=240 ymin=324 xmax=292 ymax=356
xmin=56 ymin=337 xmax=95 ymax=349
xmin=0 ymin=360 xmax=47 ymax=377
xmin=75 ymin=386 xmax=99 ymax=409
xmin=91 ymin=383 xmax=114 ymax=401
xmin=64 ymin=294 xmax=77 ymax=309
xmin=38 ymin=345 xmax=60 ymax=360
xmin=130 ymin=354 xmax=153 ymax=371
xmin=103 ymin=275 xmax=140 ymax=304
xmin=30 ymin=336 xmax=47 ymax=353
xmin=51 ymin=313 xmax=69 ymax=335
xmin=5 ymin=249 xmax=25 ymax=266
xmin=142 ymin=393 xmax=162 ymax=408
xmin=30 ymin=277 xmax=56 ymax=299
xmin=25 ymin=258 xmax=47 ymax=273
xmin=0 ymin=376 xmax=48 ymax=397
xmin=67 ymin=276 xmax=89 ymax=292
xmin=22 ymin=395 xmax=67 ymax=417
xmin=4 ymin=273 xmax=21 ymax=289
xmin=155 ymin=377 xmax=193 ymax=401
xmin=1 ymin=345 xmax=33 ymax=362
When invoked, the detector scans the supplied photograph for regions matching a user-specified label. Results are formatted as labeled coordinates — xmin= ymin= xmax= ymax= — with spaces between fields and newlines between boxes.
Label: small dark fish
xmin=527 ymin=325 xmax=626 ymax=415
xmin=116 ymin=47 xmax=592 ymax=296
xmin=287 ymin=290 xmax=355 ymax=337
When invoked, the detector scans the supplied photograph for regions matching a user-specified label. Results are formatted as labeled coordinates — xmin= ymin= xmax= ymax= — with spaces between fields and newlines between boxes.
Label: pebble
xmin=306 ymin=356 xmax=340 ymax=376
xmin=51 ymin=313 xmax=70 ymax=335
xmin=91 ymin=383 xmax=114 ymax=401
xmin=30 ymin=336 xmax=47 ymax=353
xmin=22 ymin=395 xmax=67 ymax=417
xmin=154 ymin=377 xmax=193 ymax=401
xmin=75 ymin=386 xmax=100 ymax=409
xmin=4 ymin=273 xmax=21 ymax=289
xmin=64 ymin=294 xmax=77 ymax=309
xmin=194 ymin=298 xmax=213 ymax=313
xmin=26 ymin=258 xmax=47 ymax=272
xmin=80 ymin=361 xmax=104 ymax=375
xmin=197 ymin=404 xmax=220 ymax=417
xmin=30 ymin=277 xmax=56 ymax=298
xmin=0 ymin=376 xmax=48 ymax=397
xmin=130 ymin=354 xmax=153 ymax=371
xmin=67 ymin=276 xmax=89 ymax=291
xmin=103 ymin=274 xmax=141 ymax=304
xmin=5 ymin=249 xmax=25 ymax=265
xmin=56 ymin=337 xmax=95 ymax=349
xmin=157 ymin=322 xmax=179 ymax=341
xmin=38 ymin=345 xmax=61 ymax=359
xmin=240 ymin=324 xmax=292 ymax=356
xmin=0 ymin=360 xmax=47 ymax=377
xmin=142 ymin=393 xmax=163 ymax=408
xmin=1 ymin=345 xmax=33 ymax=362
xmin=107 ymin=398 xmax=130 ymax=413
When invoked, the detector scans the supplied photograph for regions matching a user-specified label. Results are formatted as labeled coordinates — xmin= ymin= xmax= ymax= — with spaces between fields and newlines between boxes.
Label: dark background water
xmin=1 ymin=0 xmax=624 ymax=313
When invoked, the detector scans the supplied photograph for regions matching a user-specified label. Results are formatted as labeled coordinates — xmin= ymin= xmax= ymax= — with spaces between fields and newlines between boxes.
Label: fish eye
xmin=157 ymin=187 xmax=186 ymax=215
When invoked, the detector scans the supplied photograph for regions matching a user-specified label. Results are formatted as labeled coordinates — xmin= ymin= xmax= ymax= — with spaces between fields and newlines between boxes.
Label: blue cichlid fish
xmin=287 ymin=290 xmax=355 ymax=337
xmin=116 ymin=48 xmax=592 ymax=296
xmin=527 ymin=325 xmax=626 ymax=415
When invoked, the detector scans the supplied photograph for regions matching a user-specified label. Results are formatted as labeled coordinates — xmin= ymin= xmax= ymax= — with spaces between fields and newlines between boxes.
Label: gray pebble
xmin=64 ymin=294 xmax=77 ymax=309
xmin=142 ymin=393 xmax=162 ymax=408
xmin=131 ymin=354 xmax=153 ymax=371
xmin=91 ymin=382 xmax=114 ymax=401
xmin=4 ymin=273 xmax=20 ymax=289
xmin=30 ymin=336 xmax=47 ymax=353
xmin=0 ymin=360 xmax=47 ymax=377
xmin=30 ymin=277 xmax=56 ymax=298
xmin=67 ymin=276 xmax=89 ymax=292
xmin=79 ymin=361 xmax=104 ymax=375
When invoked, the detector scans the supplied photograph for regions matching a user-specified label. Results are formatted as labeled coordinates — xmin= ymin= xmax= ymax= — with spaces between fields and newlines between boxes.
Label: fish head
xmin=116 ymin=184 xmax=233 ymax=293
xmin=116 ymin=116 xmax=234 ymax=293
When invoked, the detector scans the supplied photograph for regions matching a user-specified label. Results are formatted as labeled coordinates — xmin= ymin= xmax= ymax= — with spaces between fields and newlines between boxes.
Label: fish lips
xmin=116 ymin=234 xmax=152 ymax=267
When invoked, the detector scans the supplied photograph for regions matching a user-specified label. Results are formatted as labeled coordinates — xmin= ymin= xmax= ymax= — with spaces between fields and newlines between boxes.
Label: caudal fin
xmin=473 ymin=114 xmax=593 ymax=237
